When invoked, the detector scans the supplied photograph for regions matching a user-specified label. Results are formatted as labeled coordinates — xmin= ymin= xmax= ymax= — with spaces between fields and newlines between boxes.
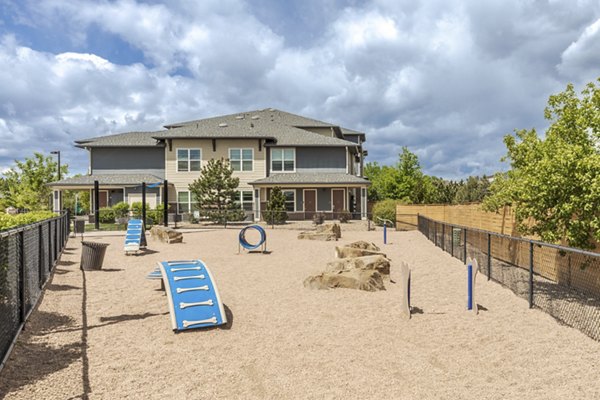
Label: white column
xmin=361 ymin=187 xmax=367 ymax=220
xmin=254 ymin=188 xmax=260 ymax=222
xmin=52 ymin=190 xmax=61 ymax=212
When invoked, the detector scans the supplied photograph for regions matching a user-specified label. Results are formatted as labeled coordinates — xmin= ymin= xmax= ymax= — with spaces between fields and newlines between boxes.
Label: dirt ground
xmin=1 ymin=227 xmax=600 ymax=399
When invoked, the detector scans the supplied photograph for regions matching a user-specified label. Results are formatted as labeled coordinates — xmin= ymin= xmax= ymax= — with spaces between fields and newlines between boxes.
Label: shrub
xmin=98 ymin=208 xmax=115 ymax=223
xmin=338 ymin=209 xmax=352 ymax=223
xmin=112 ymin=201 xmax=129 ymax=218
xmin=0 ymin=211 xmax=56 ymax=231
xmin=130 ymin=202 xmax=151 ymax=218
xmin=372 ymin=199 xmax=400 ymax=226
xmin=313 ymin=212 xmax=326 ymax=225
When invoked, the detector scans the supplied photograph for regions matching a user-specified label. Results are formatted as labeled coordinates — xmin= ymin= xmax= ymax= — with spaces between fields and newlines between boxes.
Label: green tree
xmin=0 ymin=153 xmax=68 ymax=211
xmin=188 ymin=158 xmax=245 ymax=224
xmin=264 ymin=186 xmax=288 ymax=224
xmin=454 ymin=176 xmax=490 ymax=204
xmin=483 ymin=79 xmax=600 ymax=249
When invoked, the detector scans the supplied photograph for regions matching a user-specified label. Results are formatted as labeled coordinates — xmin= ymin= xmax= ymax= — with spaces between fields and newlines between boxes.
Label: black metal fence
xmin=417 ymin=215 xmax=600 ymax=341
xmin=0 ymin=212 xmax=70 ymax=369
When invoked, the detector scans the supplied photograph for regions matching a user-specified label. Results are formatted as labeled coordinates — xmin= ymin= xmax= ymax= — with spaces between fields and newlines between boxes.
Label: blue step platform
xmin=158 ymin=259 xmax=227 ymax=331
xmin=124 ymin=219 xmax=143 ymax=254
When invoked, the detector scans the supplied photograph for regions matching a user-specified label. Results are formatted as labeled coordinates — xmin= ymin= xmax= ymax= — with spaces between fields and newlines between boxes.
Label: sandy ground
xmin=1 ymin=228 xmax=600 ymax=399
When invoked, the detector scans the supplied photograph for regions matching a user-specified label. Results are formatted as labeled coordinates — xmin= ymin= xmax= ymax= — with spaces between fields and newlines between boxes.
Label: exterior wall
xmin=316 ymin=188 xmax=332 ymax=211
xmin=91 ymin=147 xmax=165 ymax=178
xmin=165 ymin=138 xmax=267 ymax=213
xmin=295 ymin=147 xmax=347 ymax=173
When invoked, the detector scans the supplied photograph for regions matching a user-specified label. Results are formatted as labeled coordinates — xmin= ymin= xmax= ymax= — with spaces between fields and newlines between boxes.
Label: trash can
xmin=74 ymin=220 xmax=85 ymax=235
xmin=80 ymin=241 xmax=110 ymax=270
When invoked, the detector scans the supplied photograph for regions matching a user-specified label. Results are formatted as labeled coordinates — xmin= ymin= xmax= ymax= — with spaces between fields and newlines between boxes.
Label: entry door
xmin=303 ymin=189 xmax=316 ymax=219
xmin=332 ymin=189 xmax=345 ymax=219
xmin=99 ymin=191 xmax=109 ymax=208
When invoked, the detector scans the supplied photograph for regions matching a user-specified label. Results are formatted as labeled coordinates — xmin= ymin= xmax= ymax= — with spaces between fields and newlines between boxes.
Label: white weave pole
xmin=399 ymin=261 xmax=411 ymax=320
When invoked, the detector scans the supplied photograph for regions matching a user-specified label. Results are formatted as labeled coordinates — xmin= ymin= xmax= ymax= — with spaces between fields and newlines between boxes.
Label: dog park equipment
xmin=124 ymin=219 xmax=144 ymax=255
xmin=238 ymin=225 xmax=268 ymax=253
xmin=158 ymin=259 xmax=227 ymax=331
xmin=377 ymin=217 xmax=393 ymax=244
xmin=399 ymin=261 xmax=411 ymax=320
xmin=466 ymin=257 xmax=479 ymax=314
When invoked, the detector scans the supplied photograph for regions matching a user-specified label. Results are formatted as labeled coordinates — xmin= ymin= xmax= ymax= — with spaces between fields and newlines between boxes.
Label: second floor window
xmin=271 ymin=148 xmax=295 ymax=172
xmin=230 ymin=148 xmax=253 ymax=172
xmin=177 ymin=149 xmax=201 ymax=172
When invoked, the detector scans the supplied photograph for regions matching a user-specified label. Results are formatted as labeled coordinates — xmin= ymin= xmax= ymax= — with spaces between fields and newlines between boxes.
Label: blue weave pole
xmin=239 ymin=225 xmax=267 ymax=252
xmin=383 ymin=222 xmax=387 ymax=244
xmin=467 ymin=263 xmax=473 ymax=310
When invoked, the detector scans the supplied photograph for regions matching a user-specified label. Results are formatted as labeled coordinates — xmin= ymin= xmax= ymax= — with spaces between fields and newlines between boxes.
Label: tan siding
xmin=165 ymin=138 xmax=266 ymax=193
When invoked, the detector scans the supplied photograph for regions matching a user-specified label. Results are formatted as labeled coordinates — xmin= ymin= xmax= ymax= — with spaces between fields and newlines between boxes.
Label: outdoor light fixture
xmin=50 ymin=150 xmax=61 ymax=180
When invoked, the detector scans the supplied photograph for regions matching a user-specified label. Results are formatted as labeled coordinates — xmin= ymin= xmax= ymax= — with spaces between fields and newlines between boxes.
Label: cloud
xmin=1 ymin=0 xmax=600 ymax=179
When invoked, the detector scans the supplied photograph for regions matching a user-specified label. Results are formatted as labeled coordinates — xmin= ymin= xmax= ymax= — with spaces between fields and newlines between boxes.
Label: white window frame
xmin=283 ymin=190 xmax=296 ymax=212
xmin=177 ymin=190 xmax=197 ymax=214
xmin=176 ymin=148 xmax=202 ymax=172
xmin=229 ymin=148 xmax=254 ymax=172
xmin=234 ymin=190 xmax=254 ymax=211
xmin=270 ymin=147 xmax=296 ymax=173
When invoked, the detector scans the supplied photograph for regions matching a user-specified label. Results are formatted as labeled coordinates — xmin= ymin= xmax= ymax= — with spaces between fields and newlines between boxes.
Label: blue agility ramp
xmin=158 ymin=259 xmax=227 ymax=331
xmin=124 ymin=219 xmax=144 ymax=255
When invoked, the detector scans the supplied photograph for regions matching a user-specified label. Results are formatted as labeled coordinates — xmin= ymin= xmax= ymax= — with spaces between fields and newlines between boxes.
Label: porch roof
xmin=48 ymin=173 xmax=164 ymax=189
xmin=249 ymin=173 xmax=371 ymax=186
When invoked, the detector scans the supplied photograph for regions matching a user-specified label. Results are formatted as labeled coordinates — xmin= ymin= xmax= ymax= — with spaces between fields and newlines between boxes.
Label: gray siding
xmin=317 ymin=188 xmax=331 ymax=211
xmin=91 ymin=147 xmax=165 ymax=179
xmin=296 ymin=147 xmax=346 ymax=173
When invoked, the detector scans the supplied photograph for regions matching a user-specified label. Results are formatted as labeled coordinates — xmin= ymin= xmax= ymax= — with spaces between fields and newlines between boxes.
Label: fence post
xmin=451 ymin=225 xmax=454 ymax=257
xmin=463 ymin=228 xmax=467 ymax=263
xmin=18 ymin=230 xmax=25 ymax=324
xmin=487 ymin=233 xmax=491 ymax=281
xmin=529 ymin=241 xmax=534 ymax=309
xmin=48 ymin=220 xmax=52 ymax=272
xmin=441 ymin=224 xmax=445 ymax=251
xmin=54 ymin=219 xmax=58 ymax=266
xmin=38 ymin=224 xmax=43 ymax=289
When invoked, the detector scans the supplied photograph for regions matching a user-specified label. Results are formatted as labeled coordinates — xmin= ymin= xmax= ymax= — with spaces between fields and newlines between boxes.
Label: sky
xmin=0 ymin=0 xmax=599 ymax=179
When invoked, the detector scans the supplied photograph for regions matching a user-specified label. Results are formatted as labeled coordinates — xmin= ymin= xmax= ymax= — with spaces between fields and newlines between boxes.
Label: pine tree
xmin=188 ymin=158 xmax=245 ymax=224
xmin=265 ymin=186 xmax=288 ymax=224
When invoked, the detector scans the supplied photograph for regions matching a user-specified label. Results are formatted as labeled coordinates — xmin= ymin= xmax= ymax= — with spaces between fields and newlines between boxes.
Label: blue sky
xmin=1 ymin=0 xmax=599 ymax=178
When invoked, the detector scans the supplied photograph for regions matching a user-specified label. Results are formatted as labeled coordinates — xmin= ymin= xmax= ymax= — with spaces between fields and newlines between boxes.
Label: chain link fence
xmin=417 ymin=215 xmax=600 ymax=341
xmin=0 ymin=212 xmax=70 ymax=370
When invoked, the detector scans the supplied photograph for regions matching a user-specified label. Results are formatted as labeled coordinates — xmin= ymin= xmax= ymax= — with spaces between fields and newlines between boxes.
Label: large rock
xmin=150 ymin=225 xmax=183 ymax=244
xmin=303 ymin=269 xmax=385 ymax=292
xmin=298 ymin=223 xmax=341 ymax=241
xmin=334 ymin=246 xmax=387 ymax=259
xmin=347 ymin=240 xmax=380 ymax=251
xmin=326 ymin=254 xmax=391 ymax=277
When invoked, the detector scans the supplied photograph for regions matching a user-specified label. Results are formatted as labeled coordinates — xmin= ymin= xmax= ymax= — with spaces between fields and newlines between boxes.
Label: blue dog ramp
xmin=124 ymin=219 xmax=143 ymax=254
xmin=158 ymin=259 xmax=227 ymax=331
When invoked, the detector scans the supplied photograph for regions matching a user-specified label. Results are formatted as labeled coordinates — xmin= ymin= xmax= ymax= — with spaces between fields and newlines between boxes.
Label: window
xmin=283 ymin=190 xmax=295 ymax=212
xmin=229 ymin=148 xmax=253 ymax=172
xmin=271 ymin=148 xmax=295 ymax=172
xmin=177 ymin=149 xmax=201 ymax=172
xmin=234 ymin=190 xmax=254 ymax=211
xmin=177 ymin=191 xmax=198 ymax=214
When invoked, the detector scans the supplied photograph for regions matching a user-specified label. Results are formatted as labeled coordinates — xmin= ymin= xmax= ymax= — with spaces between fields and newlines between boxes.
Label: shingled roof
xmin=250 ymin=173 xmax=370 ymax=186
xmin=75 ymin=109 xmax=364 ymax=148
xmin=48 ymin=173 xmax=163 ymax=187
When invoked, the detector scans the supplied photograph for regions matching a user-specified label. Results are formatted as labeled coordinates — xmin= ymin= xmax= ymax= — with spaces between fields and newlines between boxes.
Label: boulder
xmin=346 ymin=240 xmax=380 ymax=252
xmin=334 ymin=246 xmax=387 ymax=259
xmin=316 ymin=223 xmax=341 ymax=239
xmin=303 ymin=269 xmax=385 ymax=292
xmin=150 ymin=225 xmax=183 ymax=244
xmin=297 ymin=231 xmax=338 ymax=241
xmin=326 ymin=254 xmax=391 ymax=277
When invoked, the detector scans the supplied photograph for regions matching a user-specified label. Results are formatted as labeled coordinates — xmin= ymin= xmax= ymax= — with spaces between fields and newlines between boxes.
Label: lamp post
xmin=51 ymin=150 xmax=61 ymax=212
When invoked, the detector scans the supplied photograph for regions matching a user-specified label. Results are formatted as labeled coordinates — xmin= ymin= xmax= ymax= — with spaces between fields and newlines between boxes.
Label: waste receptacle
xmin=80 ymin=241 xmax=109 ymax=270
xmin=74 ymin=220 xmax=85 ymax=235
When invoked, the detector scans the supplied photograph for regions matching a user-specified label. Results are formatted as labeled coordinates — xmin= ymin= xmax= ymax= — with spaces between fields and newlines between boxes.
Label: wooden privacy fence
xmin=396 ymin=203 xmax=520 ymax=236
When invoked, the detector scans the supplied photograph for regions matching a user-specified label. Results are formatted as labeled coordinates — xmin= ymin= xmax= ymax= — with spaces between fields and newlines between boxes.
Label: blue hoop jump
xmin=239 ymin=225 xmax=267 ymax=253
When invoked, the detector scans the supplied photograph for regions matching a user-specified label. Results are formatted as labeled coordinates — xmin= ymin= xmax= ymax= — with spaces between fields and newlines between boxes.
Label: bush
xmin=0 ymin=211 xmax=56 ymax=231
xmin=147 ymin=203 xmax=164 ymax=226
xmin=98 ymin=208 xmax=115 ymax=223
xmin=130 ymin=202 xmax=151 ymax=218
xmin=112 ymin=201 xmax=129 ymax=218
xmin=338 ymin=209 xmax=352 ymax=223
xmin=372 ymin=199 xmax=401 ymax=226
xmin=313 ymin=212 xmax=326 ymax=225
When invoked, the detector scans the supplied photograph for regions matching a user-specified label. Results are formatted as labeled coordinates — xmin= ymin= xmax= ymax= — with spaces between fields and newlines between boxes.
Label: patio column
xmin=361 ymin=187 xmax=368 ymax=220
xmin=52 ymin=190 xmax=61 ymax=212
xmin=254 ymin=188 xmax=260 ymax=222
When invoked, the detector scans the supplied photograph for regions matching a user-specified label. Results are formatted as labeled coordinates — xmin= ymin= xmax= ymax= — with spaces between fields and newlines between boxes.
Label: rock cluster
xmin=304 ymin=241 xmax=392 ymax=292
xmin=150 ymin=225 xmax=183 ymax=244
